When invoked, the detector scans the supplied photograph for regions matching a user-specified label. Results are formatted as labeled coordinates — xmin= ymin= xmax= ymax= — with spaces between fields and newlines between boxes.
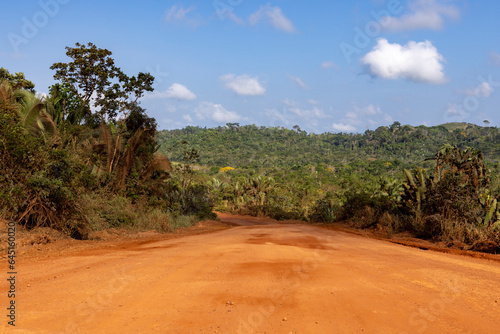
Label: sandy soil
xmin=1 ymin=214 xmax=500 ymax=333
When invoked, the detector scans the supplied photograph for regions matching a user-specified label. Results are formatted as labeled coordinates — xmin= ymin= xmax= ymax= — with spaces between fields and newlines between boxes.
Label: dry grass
xmin=80 ymin=192 xmax=198 ymax=234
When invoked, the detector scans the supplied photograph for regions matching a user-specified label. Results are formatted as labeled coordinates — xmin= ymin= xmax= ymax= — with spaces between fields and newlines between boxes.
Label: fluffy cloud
xmin=283 ymin=99 xmax=328 ymax=118
xmin=195 ymin=102 xmax=241 ymax=123
xmin=362 ymin=38 xmax=446 ymax=84
xmin=249 ymin=3 xmax=296 ymax=33
xmin=297 ymin=107 xmax=326 ymax=119
xmin=382 ymin=0 xmax=460 ymax=32
xmin=165 ymin=6 xmax=202 ymax=28
xmin=265 ymin=100 xmax=331 ymax=130
xmin=332 ymin=104 xmax=393 ymax=132
xmin=332 ymin=123 xmax=357 ymax=132
xmin=277 ymin=100 xmax=331 ymax=129
xmin=356 ymin=104 xmax=381 ymax=116
xmin=460 ymin=82 xmax=493 ymax=98
xmin=291 ymin=106 xmax=327 ymax=119
xmin=321 ymin=61 xmax=338 ymax=69
xmin=145 ymin=83 xmax=197 ymax=100
xmin=165 ymin=83 xmax=197 ymax=100
xmin=220 ymin=74 xmax=266 ymax=96
xmin=287 ymin=75 xmax=308 ymax=89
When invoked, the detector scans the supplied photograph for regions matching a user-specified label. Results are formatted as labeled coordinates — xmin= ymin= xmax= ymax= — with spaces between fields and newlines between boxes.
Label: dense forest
xmin=158 ymin=122 xmax=500 ymax=174
xmin=1 ymin=42 xmax=499 ymax=253
xmin=0 ymin=43 xmax=215 ymax=240
xmin=158 ymin=123 xmax=500 ymax=253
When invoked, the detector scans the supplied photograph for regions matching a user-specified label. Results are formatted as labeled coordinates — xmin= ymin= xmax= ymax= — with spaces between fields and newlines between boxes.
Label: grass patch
xmin=80 ymin=192 xmax=199 ymax=233
xmin=133 ymin=209 xmax=198 ymax=232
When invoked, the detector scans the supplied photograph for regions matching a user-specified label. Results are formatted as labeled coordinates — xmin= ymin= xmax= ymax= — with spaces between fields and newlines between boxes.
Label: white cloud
xmin=266 ymin=100 xmax=332 ymax=130
xmin=333 ymin=104 xmax=393 ymax=132
xmin=195 ymin=102 xmax=241 ymax=123
xmin=249 ymin=3 xmax=296 ymax=33
xmin=287 ymin=75 xmax=308 ymax=89
xmin=321 ymin=61 xmax=338 ymax=69
xmin=490 ymin=52 xmax=500 ymax=67
xmin=165 ymin=83 xmax=197 ymax=100
xmin=346 ymin=104 xmax=383 ymax=126
xmin=165 ymin=6 xmax=202 ymax=28
xmin=332 ymin=123 xmax=357 ymax=132
xmin=282 ymin=100 xmax=328 ymax=119
xmin=183 ymin=114 xmax=193 ymax=122
xmin=444 ymin=103 xmax=469 ymax=122
xmin=357 ymin=104 xmax=381 ymax=116
xmin=381 ymin=0 xmax=460 ymax=32
xmin=290 ymin=106 xmax=327 ymax=119
xmin=362 ymin=38 xmax=446 ymax=84
xmin=459 ymin=82 xmax=493 ymax=98
xmin=226 ymin=11 xmax=245 ymax=25
xmin=145 ymin=83 xmax=197 ymax=100
xmin=220 ymin=74 xmax=266 ymax=96
xmin=308 ymin=99 xmax=320 ymax=105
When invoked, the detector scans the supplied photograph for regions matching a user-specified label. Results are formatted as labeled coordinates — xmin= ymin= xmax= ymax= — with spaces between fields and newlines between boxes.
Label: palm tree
xmin=87 ymin=122 xmax=122 ymax=176
xmin=14 ymin=90 xmax=57 ymax=140
xmin=88 ymin=121 xmax=172 ymax=191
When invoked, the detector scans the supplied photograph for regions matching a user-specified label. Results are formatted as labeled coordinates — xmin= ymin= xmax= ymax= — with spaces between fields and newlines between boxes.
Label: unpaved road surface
xmin=2 ymin=214 xmax=500 ymax=334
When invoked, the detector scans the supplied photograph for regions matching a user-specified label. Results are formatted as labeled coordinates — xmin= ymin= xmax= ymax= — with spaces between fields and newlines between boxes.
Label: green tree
xmin=0 ymin=68 xmax=35 ymax=92
xmin=47 ymin=82 xmax=86 ymax=125
xmin=50 ymin=42 xmax=154 ymax=124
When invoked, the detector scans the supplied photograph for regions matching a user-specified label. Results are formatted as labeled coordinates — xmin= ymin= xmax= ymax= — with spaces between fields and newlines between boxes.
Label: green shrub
xmin=340 ymin=190 xmax=394 ymax=228
xmin=309 ymin=197 xmax=339 ymax=223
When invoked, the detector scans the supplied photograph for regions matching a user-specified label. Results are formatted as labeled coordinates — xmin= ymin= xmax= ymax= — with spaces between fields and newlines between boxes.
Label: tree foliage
xmin=0 ymin=67 xmax=35 ymax=92
xmin=0 ymin=44 xmax=209 ymax=239
xmin=50 ymin=42 xmax=154 ymax=124
xmin=158 ymin=122 xmax=500 ymax=175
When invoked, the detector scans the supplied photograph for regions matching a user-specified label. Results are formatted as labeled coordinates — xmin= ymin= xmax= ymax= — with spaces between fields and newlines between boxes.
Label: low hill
xmin=157 ymin=122 xmax=500 ymax=174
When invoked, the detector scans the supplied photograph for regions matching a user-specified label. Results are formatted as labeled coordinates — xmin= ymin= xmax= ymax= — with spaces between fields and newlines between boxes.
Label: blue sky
xmin=2 ymin=0 xmax=500 ymax=133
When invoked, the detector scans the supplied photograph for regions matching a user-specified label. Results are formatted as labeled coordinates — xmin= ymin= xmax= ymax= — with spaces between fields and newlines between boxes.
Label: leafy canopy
xmin=0 ymin=67 xmax=35 ymax=92
xmin=50 ymin=42 xmax=154 ymax=124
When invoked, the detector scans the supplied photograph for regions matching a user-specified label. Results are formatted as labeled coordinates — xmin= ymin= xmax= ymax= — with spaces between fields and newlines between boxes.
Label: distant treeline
xmin=158 ymin=122 xmax=500 ymax=174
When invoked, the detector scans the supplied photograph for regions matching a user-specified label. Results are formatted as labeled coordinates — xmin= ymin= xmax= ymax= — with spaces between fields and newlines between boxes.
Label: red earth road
xmin=2 ymin=214 xmax=500 ymax=333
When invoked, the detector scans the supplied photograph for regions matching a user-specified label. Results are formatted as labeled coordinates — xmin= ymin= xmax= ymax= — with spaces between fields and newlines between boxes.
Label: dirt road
xmin=2 ymin=214 xmax=500 ymax=333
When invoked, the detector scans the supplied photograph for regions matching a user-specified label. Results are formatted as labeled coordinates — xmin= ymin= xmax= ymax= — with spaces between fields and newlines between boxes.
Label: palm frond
xmin=141 ymin=154 xmax=172 ymax=181
xmin=113 ymin=128 xmax=146 ymax=190
xmin=98 ymin=122 xmax=114 ymax=170
xmin=14 ymin=90 xmax=58 ymax=140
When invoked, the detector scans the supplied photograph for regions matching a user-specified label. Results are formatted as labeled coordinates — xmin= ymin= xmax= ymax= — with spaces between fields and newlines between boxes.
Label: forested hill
xmin=157 ymin=122 xmax=500 ymax=172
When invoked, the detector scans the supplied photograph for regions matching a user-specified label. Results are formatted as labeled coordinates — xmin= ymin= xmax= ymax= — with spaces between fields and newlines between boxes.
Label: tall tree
xmin=50 ymin=42 xmax=154 ymax=124
xmin=0 ymin=68 xmax=35 ymax=92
